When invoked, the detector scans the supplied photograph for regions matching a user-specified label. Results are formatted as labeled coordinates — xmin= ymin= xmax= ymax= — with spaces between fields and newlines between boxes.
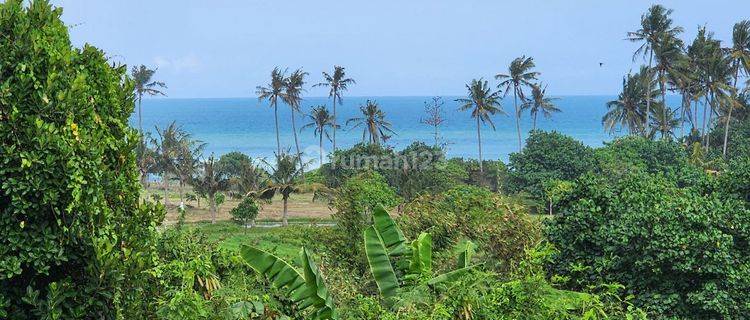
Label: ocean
xmin=131 ymin=95 xmax=683 ymax=165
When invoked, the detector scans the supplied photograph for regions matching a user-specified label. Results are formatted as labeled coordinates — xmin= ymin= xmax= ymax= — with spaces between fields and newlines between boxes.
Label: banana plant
xmin=240 ymin=246 xmax=336 ymax=319
xmin=364 ymin=205 xmax=476 ymax=307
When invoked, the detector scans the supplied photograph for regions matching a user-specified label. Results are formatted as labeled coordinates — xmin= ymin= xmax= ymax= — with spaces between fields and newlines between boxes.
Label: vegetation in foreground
xmin=2 ymin=1 xmax=750 ymax=319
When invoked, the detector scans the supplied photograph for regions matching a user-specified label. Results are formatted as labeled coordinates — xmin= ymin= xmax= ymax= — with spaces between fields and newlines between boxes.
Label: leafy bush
xmin=230 ymin=197 xmax=260 ymax=227
xmin=446 ymin=158 xmax=506 ymax=191
xmin=400 ymin=186 xmax=541 ymax=271
xmin=333 ymin=172 xmax=400 ymax=246
xmin=0 ymin=1 xmax=164 ymax=318
xmin=320 ymin=143 xmax=395 ymax=188
xmin=383 ymin=142 xmax=464 ymax=201
xmin=595 ymin=136 xmax=690 ymax=177
xmin=506 ymin=131 xmax=596 ymax=200
xmin=546 ymin=172 xmax=750 ymax=318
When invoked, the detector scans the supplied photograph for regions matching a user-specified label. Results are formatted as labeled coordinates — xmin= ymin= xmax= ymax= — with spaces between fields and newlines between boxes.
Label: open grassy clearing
xmin=142 ymin=184 xmax=333 ymax=224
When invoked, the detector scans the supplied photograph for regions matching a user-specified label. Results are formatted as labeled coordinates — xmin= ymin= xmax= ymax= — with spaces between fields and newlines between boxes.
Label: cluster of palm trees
xmin=457 ymin=56 xmax=560 ymax=174
xmin=605 ymin=5 xmax=749 ymax=157
xmin=257 ymin=66 xmax=400 ymax=166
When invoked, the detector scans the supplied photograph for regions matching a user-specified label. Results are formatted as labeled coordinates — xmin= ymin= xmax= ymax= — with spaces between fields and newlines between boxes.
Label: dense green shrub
xmin=0 ymin=1 xmax=165 ymax=318
xmin=229 ymin=197 xmax=260 ymax=228
xmin=400 ymin=186 xmax=541 ymax=271
xmin=546 ymin=172 xmax=750 ymax=318
xmin=506 ymin=131 xmax=596 ymax=200
xmin=320 ymin=143 xmax=395 ymax=188
xmin=385 ymin=142 xmax=465 ymax=201
xmin=595 ymin=136 xmax=690 ymax=177
xmin=332 ymin=172 xmax=400 ymax=269
xmin=718 ymin=156 xmax=750 ymax=203
xmin=447 ymin=158 xmax=506 ymax=191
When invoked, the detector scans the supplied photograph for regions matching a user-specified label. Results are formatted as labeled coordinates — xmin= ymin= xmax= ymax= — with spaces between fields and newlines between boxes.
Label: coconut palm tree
xmin=346 ymin=100 xmax=395 ymax=146
xmin=627 ymin=5 xmax=683 ymax=134
xmin=455 ymin=79 xmax=505 ymax=174
xmin=256 ymin=67 xmax=287 ymax=155
xmin=301 ymin=105 xmax=337 ymax=165
xmin=723 ymin=20 xmax=750 ymax=157
xmin=521 ymin=83 xmax=560 ymax=130
xmin=315 ymin=66 xmax=356 ymax=151
xmin=192 ymin=154 xmax=230 ymax=224
xmin=260 ymin=152 xmax=305 ymax=227
xmin=649 ymin=103 xmax=682 ymax=140
xmin=152 ymin=121 xmax=188 ymax=207
xmin=131 ymin=65 xmax=166 ymax=183
xmin=282 ymin=68 xmax=309 ymax=173
xmin=668 ymin=53 xmax=700 ymax=138
xmin=496 ymin=56 xmax=539 ymax=151
xmin=174 ymin=136 xmax=206 ymax=207
xmin=603 ymin=67 xmax=656 ymax=135
xmin=653 ymin=34 xmax=685 ymax=128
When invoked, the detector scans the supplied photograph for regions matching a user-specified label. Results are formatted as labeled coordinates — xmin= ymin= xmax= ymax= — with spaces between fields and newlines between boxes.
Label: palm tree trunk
xmin=645 ymin=52 xmax=654 ymax=136
xmin=163 ymin=172 xmax=169 ymax=207
xmin=332 ymin=95 xmax=337 ymax=151
xmin=660 ymin=71 xmax=667 ymax=140
xmin=705 ymin=94 xmax=714 ymax=152
xmin=319 ymin=133 xmax=324 ymax=165
xmin=476 ymin=116 xmax=483 ymax=175
xmin=274 ymin=102 xmax=281 ymax=155
xmin=701 ymin=96 xmax=709 ymax=148
xmin=679 ymin=93 xmax=687 ymax=140
xmin=723 ymin=69 xmax=740 ymax=157
xmin=282 ymin=196 xmax=289 ymax=227
xmin=209 ymin=193 xmax=217 ymax=224
xmin=179 ymin=179 xmax=184 ymax=207
xmin=533 ymin=112 xmax=538 ymax=131
xmin=513 ymin=88 xmax=522 ymax=151
xmin=291 ymin=108 xmax=305 ymax=177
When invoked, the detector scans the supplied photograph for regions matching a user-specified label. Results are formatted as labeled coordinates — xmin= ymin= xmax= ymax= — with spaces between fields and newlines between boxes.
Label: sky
xmin=54 ymin=0 xmax=750 ymax=98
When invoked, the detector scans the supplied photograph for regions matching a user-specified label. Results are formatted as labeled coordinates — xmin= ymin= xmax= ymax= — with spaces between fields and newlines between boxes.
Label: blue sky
xmin=55 ymin=0 xmax=749 ymax=98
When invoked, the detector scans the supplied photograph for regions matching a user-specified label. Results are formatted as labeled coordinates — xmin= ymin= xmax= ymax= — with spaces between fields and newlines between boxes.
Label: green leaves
xmin=363 ymin=225 xmax=400 ymax=305
xmin=407 ymin=233 xmax=432 ymax=280
xmin=240 ymin=245 xmax=336 ymax=319
xmin=372 ymin=205 xmax=408 ymax=256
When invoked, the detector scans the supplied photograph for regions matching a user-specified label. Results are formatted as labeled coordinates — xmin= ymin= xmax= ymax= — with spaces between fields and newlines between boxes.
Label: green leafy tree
xmin=455 ymin=79 xmax=505 ymax=175
xmin=346 ymin=100 xmax=395 ymax=146
xmin=496 ymin=56 xmax=540 ymax=151
xmin=230 ymin=197 xmax=260 ymax=228
xmin=0 ymin=1 xmax=164 ymax=317
xmin=547 ymin=172 xmax=750 ymax=318
xmin=216 ymin=151 xmax=266 ymax=197
xmin=315 ymin=66 xmax=356 ymax=151
xmin=506 ymin=131 xmax=596 ymax=201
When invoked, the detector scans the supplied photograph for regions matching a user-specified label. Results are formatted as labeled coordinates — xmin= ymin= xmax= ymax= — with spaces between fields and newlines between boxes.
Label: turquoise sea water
xmin=131 ymin=96 xmax=682 ymax=165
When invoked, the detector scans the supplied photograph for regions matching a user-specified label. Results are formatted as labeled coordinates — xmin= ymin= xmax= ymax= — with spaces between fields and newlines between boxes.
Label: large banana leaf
xmin=426 ymin=265 xmax=475 ymax=286
xmin=456 ymin=240 xmax=477 ymax=268
xmin=372 ymin=205 xmax=408 ymax=256
xmin=364 ymin=225 xmax=399 ymax=305
xmin=240 ymin=245 xmax=336 ymax=319
xmin=407 ymin=232 xmax=432 ymax=279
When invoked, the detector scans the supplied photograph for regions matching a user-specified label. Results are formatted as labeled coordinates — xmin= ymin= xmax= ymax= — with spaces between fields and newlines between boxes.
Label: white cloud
xmin=153 ymin=53 xmax=201 ymax=73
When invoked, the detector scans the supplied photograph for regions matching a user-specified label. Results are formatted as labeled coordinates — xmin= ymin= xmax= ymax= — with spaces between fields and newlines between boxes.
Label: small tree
xmin=231 ymin=197 xmax=260 ymax=229
xmin=192 ymin=154 xmax=229 ymax=223
xmin=420 ymin=96 xmax=446 ymax=147
xmin=259 ymin=152 xmax=305 ymax=226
